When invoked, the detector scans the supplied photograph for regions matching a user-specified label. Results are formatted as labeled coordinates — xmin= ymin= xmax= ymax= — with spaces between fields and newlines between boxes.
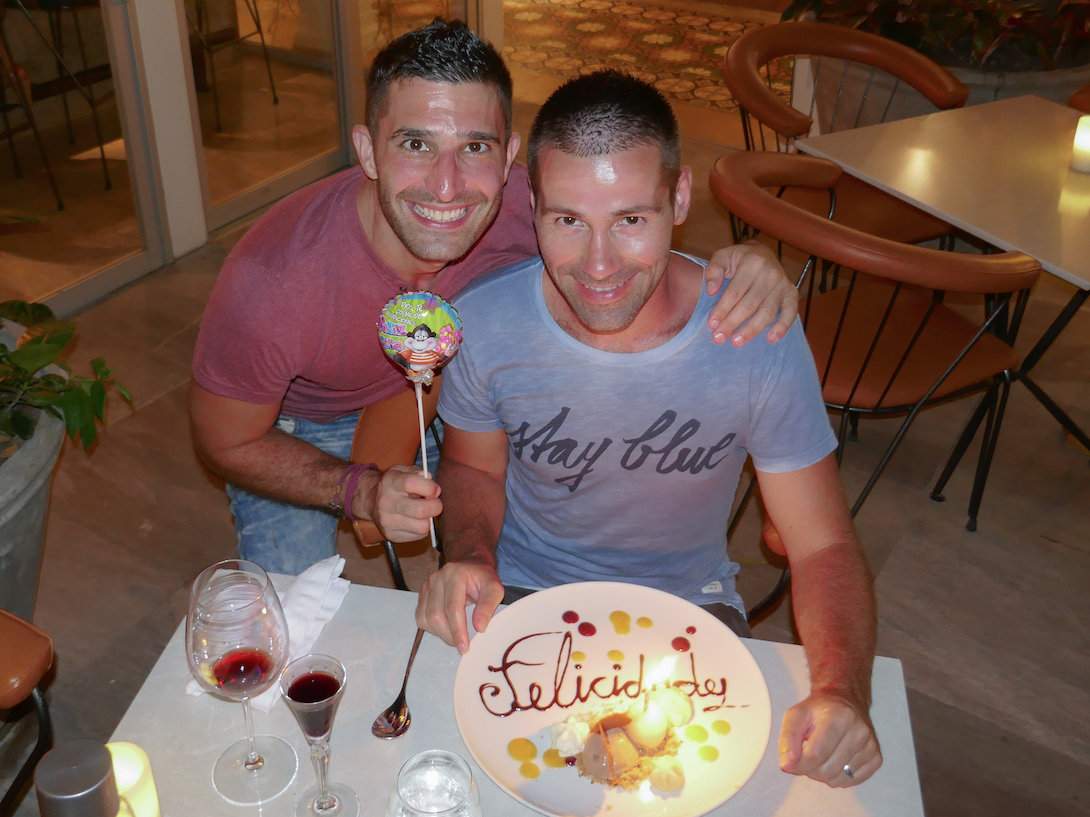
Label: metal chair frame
xmin=186 ymin=0 xmax=278 ymax=133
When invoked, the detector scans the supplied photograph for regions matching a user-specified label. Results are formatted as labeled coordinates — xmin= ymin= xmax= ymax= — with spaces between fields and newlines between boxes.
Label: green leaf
xmin=91 ymin=358 xmax=110 ymax=379
xmin=56 ymin=389 xmax=84 ymax=440
xmin=11 ymin=410 xmax=35 ymax=440
xmin=90 ymin=380 xmax=106 ymax=420
xmin=8 ymin=342 xmax=65 ymax=374
xmin=115 ymin=383 xmax=133 ymax=403
xmin=0 ymin=300 xmax=54 ymax=326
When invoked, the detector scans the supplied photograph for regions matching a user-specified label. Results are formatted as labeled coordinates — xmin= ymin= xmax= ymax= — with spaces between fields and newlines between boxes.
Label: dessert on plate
xmin=551 ymin=685 xmax=695 ymax=793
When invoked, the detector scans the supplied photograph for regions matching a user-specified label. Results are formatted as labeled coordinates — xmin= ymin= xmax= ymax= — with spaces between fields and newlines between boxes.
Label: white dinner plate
xmin=453 ymin=582 xmax=771 ymax=817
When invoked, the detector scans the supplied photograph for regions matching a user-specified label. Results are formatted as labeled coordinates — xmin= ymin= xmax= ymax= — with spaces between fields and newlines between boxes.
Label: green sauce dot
xmin=712 ymin=719 xmax=732 ymax=735
xmin=684 ymin=724 xmax=708 ymax=743
xmin=699 ymin=745 xmax=720 ymax=762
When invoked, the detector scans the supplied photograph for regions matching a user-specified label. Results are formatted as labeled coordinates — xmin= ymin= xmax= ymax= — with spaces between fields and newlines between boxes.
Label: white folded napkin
xmin=186 ymin=555 xmax=351 ymax=712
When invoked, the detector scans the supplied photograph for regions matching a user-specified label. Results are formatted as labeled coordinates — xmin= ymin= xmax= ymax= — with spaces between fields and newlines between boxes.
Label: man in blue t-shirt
xmin=417 ymin=71 xmax=882 ymax=787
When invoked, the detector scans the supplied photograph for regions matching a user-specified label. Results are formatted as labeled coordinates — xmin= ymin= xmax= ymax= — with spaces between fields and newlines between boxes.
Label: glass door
xmin=0 ymin=0 xmax=167 ymax=314
xmin=185 ymin=0 xmax=363 ymax=230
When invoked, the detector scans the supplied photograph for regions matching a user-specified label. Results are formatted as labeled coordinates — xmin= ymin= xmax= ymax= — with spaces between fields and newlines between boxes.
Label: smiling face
xmin=533 ymin=143 xmax=691 ymax=342
xmin=354 ymin=79 xmax=521 ymax=275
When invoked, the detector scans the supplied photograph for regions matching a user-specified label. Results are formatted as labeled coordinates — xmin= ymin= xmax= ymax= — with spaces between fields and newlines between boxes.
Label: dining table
xmin=795 ymin=94 xmax=1090 ymax=451
xmin=110 ymin=581 xmax=925 ymax=817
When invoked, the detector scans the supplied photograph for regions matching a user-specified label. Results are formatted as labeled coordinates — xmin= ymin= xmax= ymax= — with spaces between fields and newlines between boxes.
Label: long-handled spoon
xmin=371 ymin=627 xmax=425 ymax=739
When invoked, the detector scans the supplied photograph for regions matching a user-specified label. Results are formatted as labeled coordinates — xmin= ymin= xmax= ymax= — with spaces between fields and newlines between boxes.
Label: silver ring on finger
xmin=842 ymin=764 xmax=855 ymax=780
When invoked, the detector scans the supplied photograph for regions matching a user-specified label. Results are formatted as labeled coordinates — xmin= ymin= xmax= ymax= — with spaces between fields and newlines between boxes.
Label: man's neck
xmin=356 ymin=176 xmax=446 ymax=289
xmin=544 ymin=253 xmax=704 ymax=353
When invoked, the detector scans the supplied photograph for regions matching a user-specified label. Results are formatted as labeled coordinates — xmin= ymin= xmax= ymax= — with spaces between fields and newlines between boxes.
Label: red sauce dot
xmin=578 ymin=622 xmax=597 ymax=637
xmin=573 ymin=664 xmax=582 ymax=670
xmin=562 ymin=610 xmax=580 ymax=624
xmin=686 ymin=626 xmax=697 ymax=635
xmin=671 ymin=636 xmax=691 ymax=652
xmin=564 ymin=756 xmax=577 ymax=767
xmin=612 ymin=664 xmax=622 ymax=671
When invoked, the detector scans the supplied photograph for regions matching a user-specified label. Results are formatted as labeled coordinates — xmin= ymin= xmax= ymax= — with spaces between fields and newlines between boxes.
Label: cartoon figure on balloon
xmin=400 ymin=324 xmax=442 ymax=375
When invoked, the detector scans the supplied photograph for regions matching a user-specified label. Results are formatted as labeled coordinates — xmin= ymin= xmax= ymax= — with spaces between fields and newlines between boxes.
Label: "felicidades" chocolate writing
xmin=478 ymin=631 xmax=731 ymax=717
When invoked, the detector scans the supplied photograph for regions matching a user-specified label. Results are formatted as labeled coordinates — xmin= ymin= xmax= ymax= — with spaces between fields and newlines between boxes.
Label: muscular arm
xmin=416 ymin=424 xmax=509 ymax=652
xmin=756 ymin=453 xmax=882 ymax=786
xmin=190 ymin=383 xmax=439 ymax=540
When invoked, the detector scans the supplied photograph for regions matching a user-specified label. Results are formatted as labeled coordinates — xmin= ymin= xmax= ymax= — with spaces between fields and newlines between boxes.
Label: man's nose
xmin=584 ymin=231 xmax=620 ymax=280
xmin=426 ymin=151 xmax=463 ymax=202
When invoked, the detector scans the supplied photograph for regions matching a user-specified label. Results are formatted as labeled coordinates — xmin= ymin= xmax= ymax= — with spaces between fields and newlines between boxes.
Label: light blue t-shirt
xmin=438 ymin=255 xmax=836 ymax=613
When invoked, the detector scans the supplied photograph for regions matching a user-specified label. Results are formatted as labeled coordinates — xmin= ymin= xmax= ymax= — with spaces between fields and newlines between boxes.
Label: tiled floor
xmin=4 ymin=14 xmax=1090 ymax=817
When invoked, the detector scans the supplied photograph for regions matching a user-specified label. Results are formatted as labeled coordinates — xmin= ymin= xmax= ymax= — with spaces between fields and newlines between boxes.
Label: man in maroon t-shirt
xmin=190 ymin=20 xmax=799 ymax=575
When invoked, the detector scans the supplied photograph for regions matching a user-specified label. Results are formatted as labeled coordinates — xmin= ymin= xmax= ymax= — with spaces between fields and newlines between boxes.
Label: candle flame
xmin=645 ymin=656 xmax=678 ymax=688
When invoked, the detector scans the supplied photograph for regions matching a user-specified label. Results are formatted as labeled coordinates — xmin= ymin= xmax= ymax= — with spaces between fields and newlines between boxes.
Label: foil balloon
xmin=378 ymin=291 xmax=463 ymax=387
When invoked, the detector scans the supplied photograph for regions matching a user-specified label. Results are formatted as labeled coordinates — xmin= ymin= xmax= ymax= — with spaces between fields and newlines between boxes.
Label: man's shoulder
xmin=227 ymin=167 xmax=361 ymax=273
xmin=454 ymin=256 xmax=543 ymax=311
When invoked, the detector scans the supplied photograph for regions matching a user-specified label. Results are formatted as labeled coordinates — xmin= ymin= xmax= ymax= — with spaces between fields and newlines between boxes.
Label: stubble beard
xmin=377 ymin=184 xmax=500 ymax=264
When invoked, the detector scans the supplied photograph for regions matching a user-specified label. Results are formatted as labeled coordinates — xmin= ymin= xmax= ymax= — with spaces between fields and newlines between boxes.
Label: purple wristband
xmin=342 ymin=463 xmax=377 ymax=523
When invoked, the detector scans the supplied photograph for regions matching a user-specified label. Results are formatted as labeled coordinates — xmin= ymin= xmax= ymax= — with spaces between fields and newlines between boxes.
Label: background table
xmin=797 ymin=95 xmax=1089 ymax=450
xmin=112 ymin=584 xmax=925 ymax=817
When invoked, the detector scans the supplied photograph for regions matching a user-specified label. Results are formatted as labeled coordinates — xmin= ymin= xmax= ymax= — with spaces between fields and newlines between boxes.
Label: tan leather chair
xmin=0 ymin=610 xmax=54 ymax=816
xmin=1070 ymin=83 xmax=1090 ymax=113
xmin=711 ymin=150 xmax=1040 ymax=530
xmin=722 ymin=21 xmax=968 ymax=246
xmin=349 ymin=381 xmax=441 ymax=591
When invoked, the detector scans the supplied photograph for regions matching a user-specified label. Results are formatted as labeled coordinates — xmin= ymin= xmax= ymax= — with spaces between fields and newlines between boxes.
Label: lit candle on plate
xmin=106 ymin=742 xmax=160 ymax=817
xmin=1073 ymin=116 xmax=1090 ymax=173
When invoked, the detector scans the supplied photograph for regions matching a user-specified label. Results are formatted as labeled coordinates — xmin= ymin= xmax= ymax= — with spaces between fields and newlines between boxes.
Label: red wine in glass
xmin=213 ymin=648 xmax=274 ymax=697
xmin=287 ymin=671 xmax=341 ymax=738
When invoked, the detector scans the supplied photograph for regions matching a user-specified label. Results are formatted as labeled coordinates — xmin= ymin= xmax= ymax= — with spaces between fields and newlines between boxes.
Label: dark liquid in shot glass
xmin=287 ymin=672 xmax=341 ymax=738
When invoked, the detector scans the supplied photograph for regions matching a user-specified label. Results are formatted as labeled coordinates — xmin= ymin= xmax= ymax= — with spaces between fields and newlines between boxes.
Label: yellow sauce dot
xmin=571 ymin=650 xmax=586 ymax=663
xmin=508 ymin=738 xmax=537 ymax=761
xmin=520 ymin=761 xmax=540 ymax=779
xmin=607 ymin=649 xmax=624 ymax=662
xmin=684 ymin=725 xmax=709 ymax=743
xmin=609 ymin=610 xmax=631 ymax=635
xmin=712 ymin=719 xmax=732 ymax=735
xmin=543 ymin=748 xmax=566 ymax=768
xmin=699 ymin=745 xmax=720 ymax=762
xmin=636 ymin=616 xmax=653 ymax=628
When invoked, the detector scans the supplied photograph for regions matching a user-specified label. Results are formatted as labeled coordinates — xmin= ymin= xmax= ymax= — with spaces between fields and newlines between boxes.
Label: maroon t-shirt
xmin=192 ymin=165 xmax=537 ymax=422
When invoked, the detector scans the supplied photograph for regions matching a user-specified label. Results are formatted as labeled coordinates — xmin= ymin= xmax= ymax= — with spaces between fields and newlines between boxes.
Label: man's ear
xmin=673 ymin=165 xmax=693 ymax=226
xmin=353 ymin=124 xmax=378 ymax=180
xmin=504 ymin=132 xmax=522 ymax=182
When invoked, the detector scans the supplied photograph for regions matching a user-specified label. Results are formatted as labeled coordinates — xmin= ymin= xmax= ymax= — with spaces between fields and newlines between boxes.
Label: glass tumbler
xmin=385 ymin=750 xmax=481 ymax=817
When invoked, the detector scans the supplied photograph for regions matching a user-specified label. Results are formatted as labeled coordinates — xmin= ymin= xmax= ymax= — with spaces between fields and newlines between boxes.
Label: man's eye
xmin=558 ymin=216 xmax=578 ymax=227
xmin=622 ymin=216 xmax=643 ymax=226
xmin=402 ymin=139 xmax=428 ymax=152
xmin=464 ymin=142 xmax=490 ymax=154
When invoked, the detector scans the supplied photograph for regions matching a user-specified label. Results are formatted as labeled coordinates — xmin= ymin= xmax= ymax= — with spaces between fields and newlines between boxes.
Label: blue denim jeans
xmin=226 ymin=412 xmax=443 ymax=575
xmin=227 ymin=413 xmax=359 ymax=575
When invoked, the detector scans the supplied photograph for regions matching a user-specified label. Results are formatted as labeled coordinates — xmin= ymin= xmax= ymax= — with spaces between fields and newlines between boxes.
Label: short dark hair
xmin=365 ymin=19 xmax=513 ymax=135
xmin=527 ymin=70 xmax=680 ymax=188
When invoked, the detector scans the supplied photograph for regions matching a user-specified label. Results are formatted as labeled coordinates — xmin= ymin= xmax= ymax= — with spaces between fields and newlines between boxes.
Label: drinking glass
xmin=186 ymin=559 xmax=297 ymax=805
xmin=385 ymin=750 xmax=481 ymax=817
xmin=280 ymin=654 xmax=360 ymax=817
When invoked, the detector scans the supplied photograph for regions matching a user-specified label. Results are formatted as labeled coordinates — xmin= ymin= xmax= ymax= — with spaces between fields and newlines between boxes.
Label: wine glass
xmin=186 ymin=559 xmax=297 ymax=805
xmin=385 ymin=750 xmax=481 ymax=817
xmin=280 ymin=654 xmax=360 ymax=817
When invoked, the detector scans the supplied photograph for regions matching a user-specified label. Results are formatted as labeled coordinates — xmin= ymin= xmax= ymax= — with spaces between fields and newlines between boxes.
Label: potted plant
xmin=0 ymin=301 xmax=130 ymax=620
xmin=782 ymin=1 xmax=1090 ymax=107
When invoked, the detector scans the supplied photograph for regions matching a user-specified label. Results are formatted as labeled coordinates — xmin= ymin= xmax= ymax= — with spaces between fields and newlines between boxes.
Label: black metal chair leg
xmin=383 ymin=539 xmax=409 ymax=592
xmin=931 ymin=391 xmax=992 ymax=502
xmin=0 ymin=78 xmax=20 ymax=177
xmin=746 ymin=568 xmax=790 ymax=624
xmin=47 ymin=9 xmax=74 ymax=144
xmin=0 ymin=687 xmax=54 ymax=817
xmin=966 ymin=376 xmax=1012 ymax=532
xmin=0 ymin=27 xmax=63 ymax=210
xmin=242 ymin=0 xmax=278 ymax=105
xmin=70 ymin=6 xmax=111 ymax=190
xmin=848 ymin=412 xmax=860 ymax=441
